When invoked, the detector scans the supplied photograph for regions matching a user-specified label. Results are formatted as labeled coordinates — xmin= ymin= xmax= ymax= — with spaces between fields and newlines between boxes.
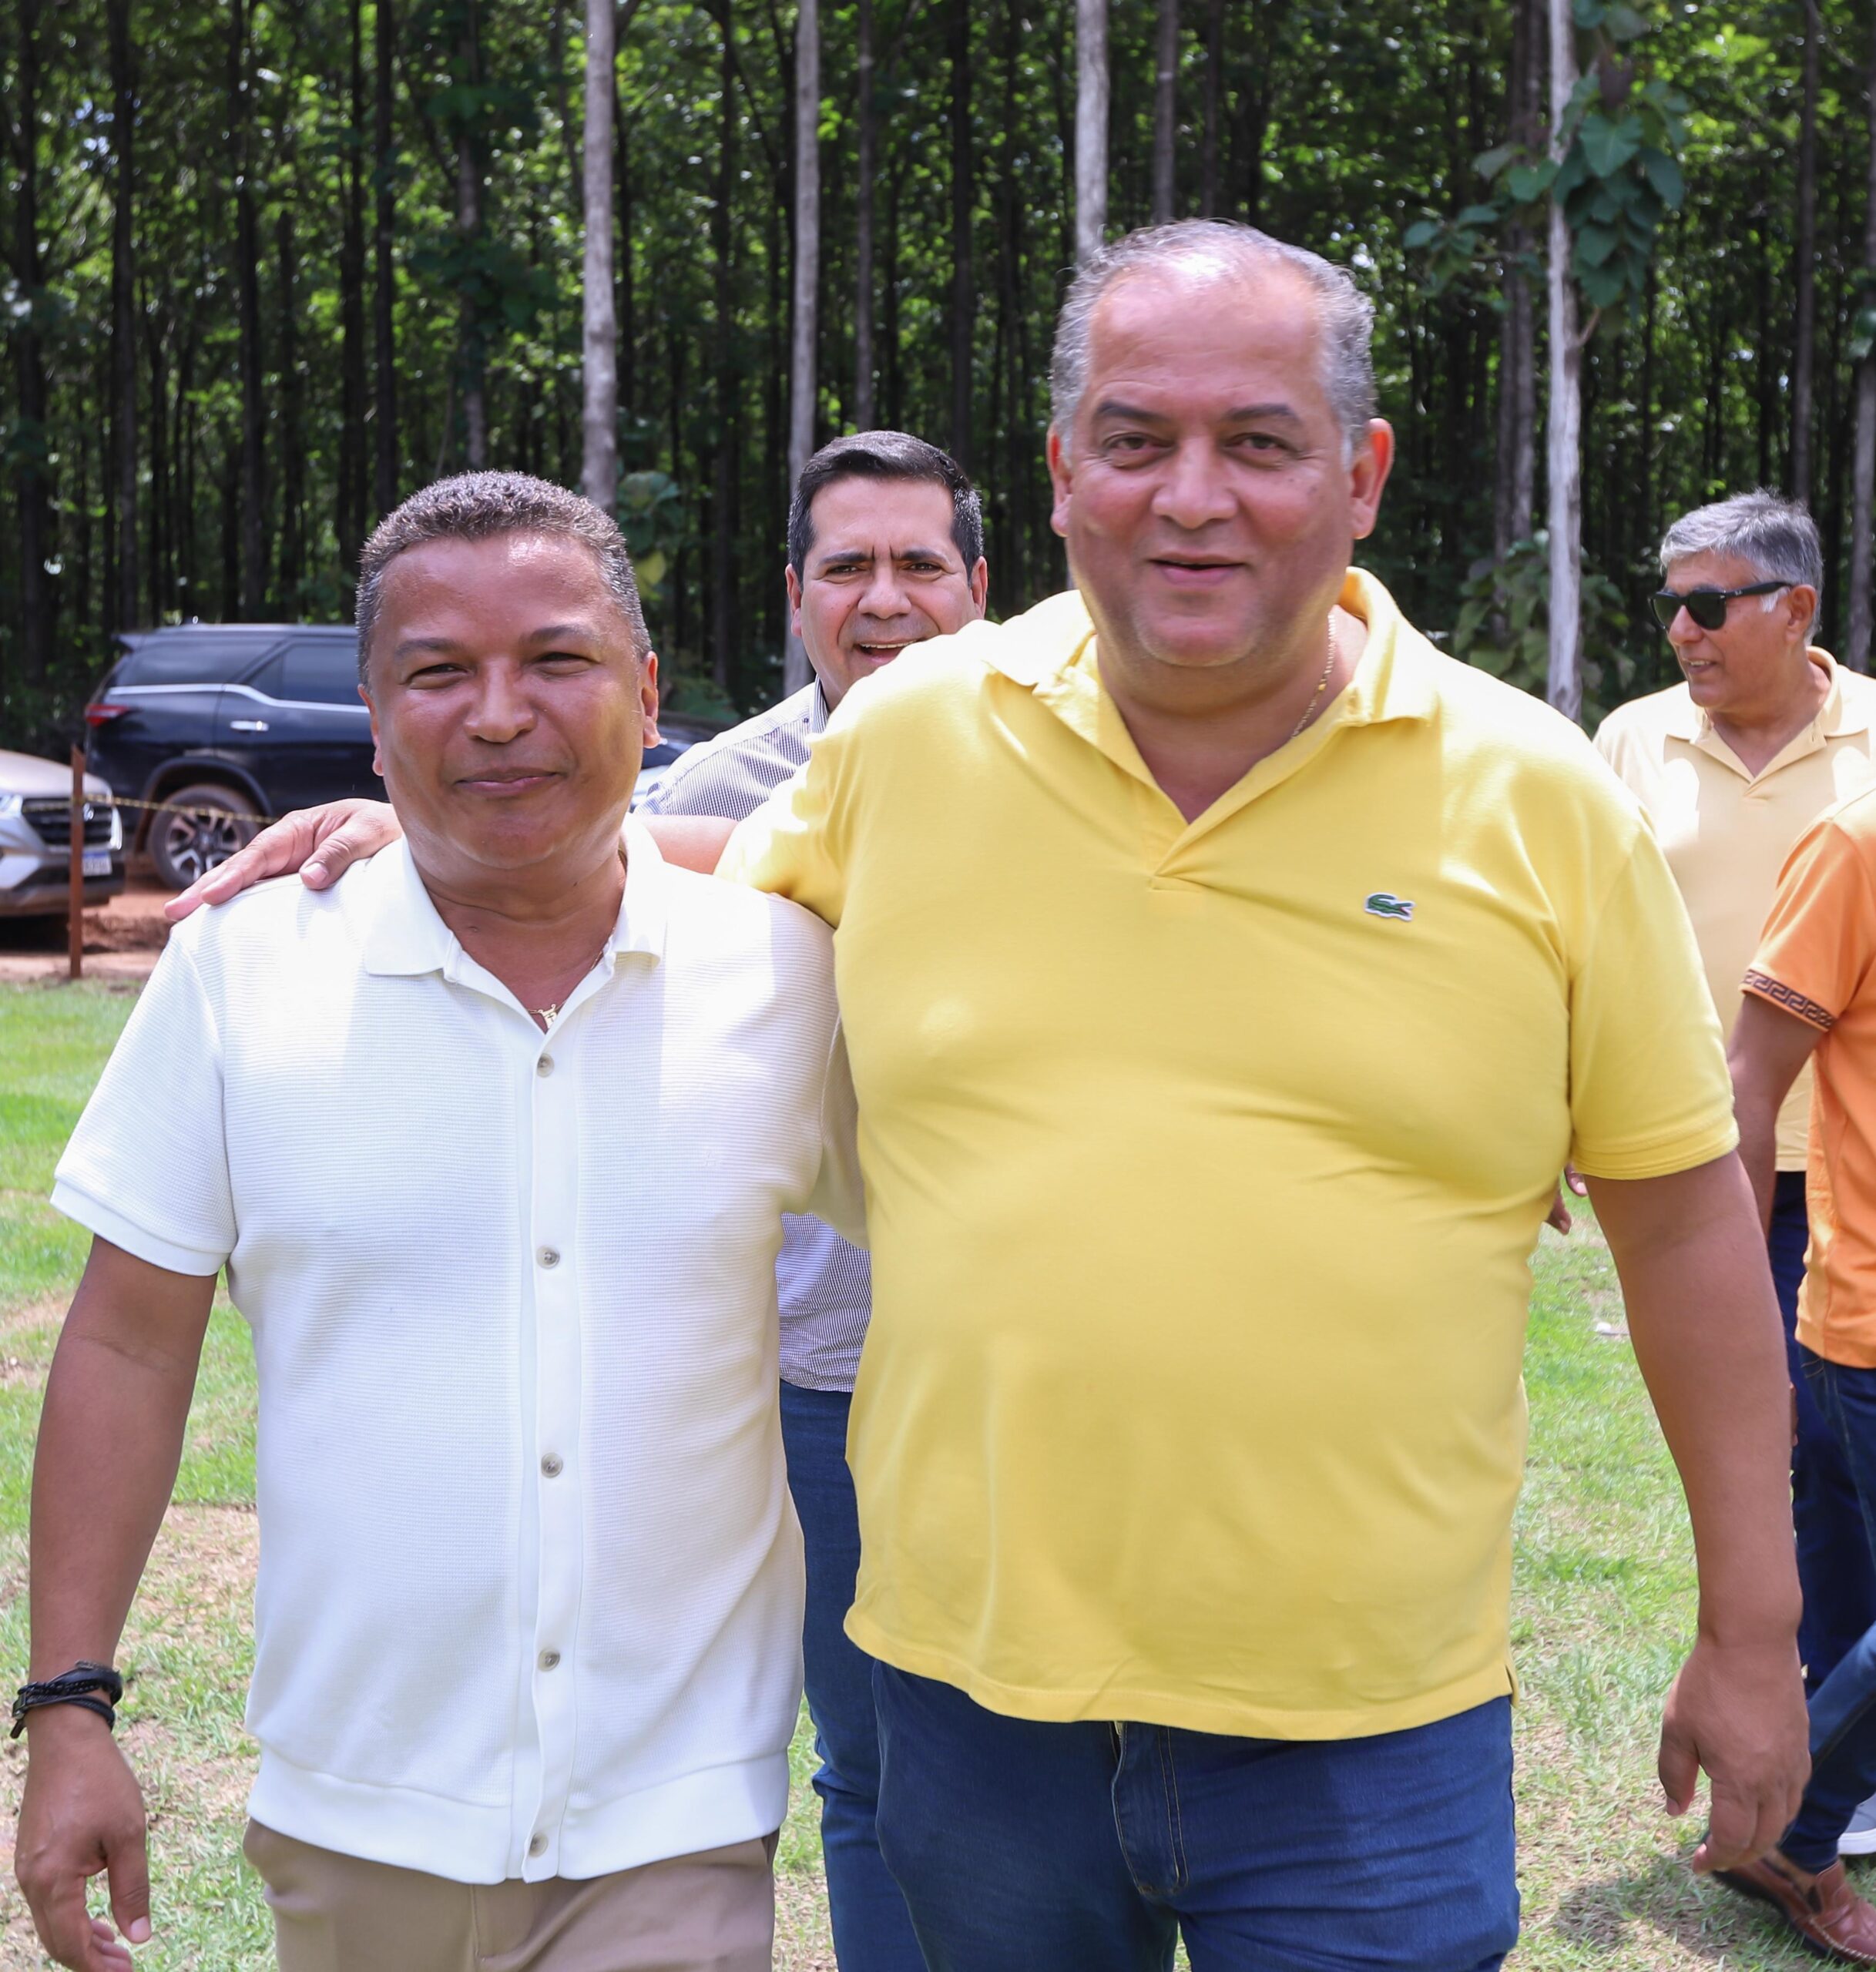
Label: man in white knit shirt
xmin=15 ymin=473 xmax=861 ymax=1972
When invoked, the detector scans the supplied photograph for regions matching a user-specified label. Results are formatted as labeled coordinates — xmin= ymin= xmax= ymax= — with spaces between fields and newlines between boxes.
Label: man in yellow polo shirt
xmin=1598 ymin=493 xmax=1876 ymax=1733
xmin=716 ymin=222 xmax=1807 ymax=1969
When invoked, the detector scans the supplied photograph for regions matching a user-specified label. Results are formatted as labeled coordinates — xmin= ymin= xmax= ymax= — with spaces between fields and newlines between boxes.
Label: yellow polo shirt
xmin=1596 ymin=655 xmax=1876 ymax=1169
xmin=723 ymin=572 xmax=1737 ymax=1739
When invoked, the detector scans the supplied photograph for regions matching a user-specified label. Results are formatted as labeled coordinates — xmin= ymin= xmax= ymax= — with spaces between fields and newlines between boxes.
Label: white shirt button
xmin=529 ymin=1833 xmax=547 ymax=1856
xmin=536 ymin=1055 xmax=554 ymax=1078
xmin=536 ymin=1246 xmax=560 ymax=1269
xmin=541 ymin=1454 xmax=564 ymax=1477
xmin=539 ymin=1648 xmax=562 ymax=1671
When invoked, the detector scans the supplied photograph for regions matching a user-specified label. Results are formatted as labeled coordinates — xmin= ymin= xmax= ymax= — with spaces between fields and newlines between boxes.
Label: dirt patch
xmin=774 ymin=1865 xmax=836 ymax=1971
xmin=0 ymin=877 xmax=173 ymax=984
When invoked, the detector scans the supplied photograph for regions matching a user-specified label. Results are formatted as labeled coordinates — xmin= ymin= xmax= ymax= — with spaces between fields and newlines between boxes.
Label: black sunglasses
xmin=1649 ymin=580 xmax=1790 ymax=632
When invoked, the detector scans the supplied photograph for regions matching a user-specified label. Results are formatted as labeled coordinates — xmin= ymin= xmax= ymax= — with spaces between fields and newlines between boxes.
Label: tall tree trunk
xmin=582 ymin=0 xmax=617 ymax=509
xmin=1075 ymin=0 xmax=1109 ymax=261
xmin=107 ymin=0 xmax=138 ymax=634
xmin=884 ymin=157 xmax=903 ymax=429
xmin=12 ymin=0 xmax=53 ymax=683
xmin=277 ymin=210 xmax=307 ymax=603
xmin=374 ymin=0 xmax=398 ymax=519
xmin=230 ymin=0 xmax=266 ymax=616
xmin=1793 ymin=0 xmax=1821 ymax=506
xmin=948 ymin=0 xmax=972 ymax=463
xmin=854 ymin=0 xmax=876 ymax=429
xmin=1151 ymin=0 xmax=1178 ymax=224
xmin=784 ymin=0 xmax=821 ymax=693
xmin=1848 ymin=8 xmax=1876 ymax=671
xmin=710 ymin=7 xmax=736 ymax=686
xmin=616 ymin=77 xmax=636 ymax=420
xmin=338 ymin=0 xmax=369 ymax=568
xmin=1545 ymin=0 xmax=1582 ymax=722
xmin=456 ymin=3 xmax=488 ymax=471
xmin=1199 ymin=0 xmax=1222 ymax=217
xmin=148 ymin=305 xmax=168 ymax=620
xmin=1494 ymin=0 xmax=1539 ymax=568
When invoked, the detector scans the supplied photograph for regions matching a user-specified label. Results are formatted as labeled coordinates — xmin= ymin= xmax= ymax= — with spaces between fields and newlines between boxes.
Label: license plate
xmin=82 ymin=850 xmax=112 ymax=878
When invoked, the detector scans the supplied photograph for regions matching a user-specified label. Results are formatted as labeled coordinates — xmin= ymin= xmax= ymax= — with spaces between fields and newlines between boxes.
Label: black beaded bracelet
xmin=10 ymin=1662 xmax=123 ymax=1739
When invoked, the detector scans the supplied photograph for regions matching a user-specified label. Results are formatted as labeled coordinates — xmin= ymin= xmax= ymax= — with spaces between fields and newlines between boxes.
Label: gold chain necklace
xmin=535 ymin=937 xmax=614 ymax=1030
xmin=1288 ymin=614 xmax=1341 ymax=745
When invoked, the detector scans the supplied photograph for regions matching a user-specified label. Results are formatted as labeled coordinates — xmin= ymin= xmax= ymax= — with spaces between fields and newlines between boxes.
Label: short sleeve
xmin=808 ymin=1024 xmax=866 ymax=1249
xmin=1567 ymin=825 xmax=1740 ymax=1180
xmin=716 ymin=743 xmax=850 ymax=929
xmin=51 ymin=937 xmax=234 ymax=1276
xmin=1744 ymin=815 xmax=1876 ymax=1033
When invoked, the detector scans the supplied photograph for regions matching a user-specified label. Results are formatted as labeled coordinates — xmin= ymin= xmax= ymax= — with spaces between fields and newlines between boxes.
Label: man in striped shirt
xmin=639 ymin=431 xmax=986 ymax=1970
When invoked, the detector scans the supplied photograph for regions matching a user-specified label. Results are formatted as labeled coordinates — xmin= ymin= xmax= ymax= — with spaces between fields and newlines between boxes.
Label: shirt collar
xmin=360 ymin=814 xmax=668 ymax=979
xmin=808 ymin=679 xmax=833 ymax=736
xmin=1663 ymin=648 xmax=1865 ymax=750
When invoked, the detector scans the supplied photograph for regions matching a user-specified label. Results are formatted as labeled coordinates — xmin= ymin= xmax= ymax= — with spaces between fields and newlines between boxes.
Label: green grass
xmin=0 ymin=978 xmax=1837 ymax=1967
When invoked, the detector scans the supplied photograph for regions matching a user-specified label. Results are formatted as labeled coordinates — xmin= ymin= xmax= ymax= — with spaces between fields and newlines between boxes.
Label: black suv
xmin=86 ymin=624 xmax=381 ymax=888
xmin=87 ymin=622 xmax=710 ymax=889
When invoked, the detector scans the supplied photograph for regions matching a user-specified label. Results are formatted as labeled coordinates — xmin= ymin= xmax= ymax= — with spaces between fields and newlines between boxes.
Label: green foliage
xmin=1552 ymin=72 xmax=1687 ymax=320
xmin=1449 ymin=535 xmax=1643 ymax=724
xmin=0 ymin=0 xmax=1870 ymax=740
xmin=1410 ymin=2 xmax=1685 ymax=329
xmin=615 ymin=468 xmax=686 ymax=598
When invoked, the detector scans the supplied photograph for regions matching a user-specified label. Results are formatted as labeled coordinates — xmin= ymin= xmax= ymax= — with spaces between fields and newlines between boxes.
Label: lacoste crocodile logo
xmin=1364 ymin=893 xmax=1415 ymax=921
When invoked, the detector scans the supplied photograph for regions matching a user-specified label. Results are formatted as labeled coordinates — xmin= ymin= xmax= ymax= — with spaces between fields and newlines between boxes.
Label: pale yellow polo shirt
xmin=1596 ymin=655 xmax=1876 ymax=1169
xmin=723 ymin=572 xmax=1737 ymax=1740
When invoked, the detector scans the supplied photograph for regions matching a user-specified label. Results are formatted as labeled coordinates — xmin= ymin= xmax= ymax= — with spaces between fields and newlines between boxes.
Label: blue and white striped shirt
xmin=638 ymin=682 xmax=872 ymax=1392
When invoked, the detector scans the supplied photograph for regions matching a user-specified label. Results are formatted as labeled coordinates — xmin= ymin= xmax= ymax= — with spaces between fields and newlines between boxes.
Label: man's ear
xmin=361 ymin=673 xmax=384 ymax=779
xmin=1348 ymin=420 xmax=1395 ymax=543
xmin=1047 ymin=425 xmax=1072 ymax=541
xmin=968 ymin=558 xmax=989 ymax=618
xmin=1784 ymin=585 xmax=1819 ymax=644
xmin=639 ymin=650 xmax=661 ymax=746
xmin=784 ymin=563 xmax=805 ymax=644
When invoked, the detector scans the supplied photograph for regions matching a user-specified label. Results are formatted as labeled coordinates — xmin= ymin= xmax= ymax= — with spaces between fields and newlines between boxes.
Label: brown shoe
xmin=1718 ymin=1847 xmax=1876 ymax=1963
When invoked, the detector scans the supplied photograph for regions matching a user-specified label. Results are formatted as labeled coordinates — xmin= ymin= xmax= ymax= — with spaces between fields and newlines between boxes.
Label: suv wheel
xmin=149 ymin=784 xmax=260 ymax=890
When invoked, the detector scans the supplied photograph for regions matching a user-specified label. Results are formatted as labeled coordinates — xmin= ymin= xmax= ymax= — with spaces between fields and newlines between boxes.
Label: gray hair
xmin=1049 ymin=221 xmax=1378 ymax=456
xmin=1660 ymin=490 xmax=1824 ymax=636
xmin=354 ymin=471 xmax=651 ymax=678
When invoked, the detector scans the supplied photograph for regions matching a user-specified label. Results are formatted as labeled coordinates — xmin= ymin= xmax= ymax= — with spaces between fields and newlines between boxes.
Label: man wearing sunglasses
xmin=1598 ymin=491 xmax=1876 ymax=1870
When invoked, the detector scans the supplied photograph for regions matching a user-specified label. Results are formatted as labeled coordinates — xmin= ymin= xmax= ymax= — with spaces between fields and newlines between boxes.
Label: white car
xmin=0 ymin=750 xmax=125 ymax=918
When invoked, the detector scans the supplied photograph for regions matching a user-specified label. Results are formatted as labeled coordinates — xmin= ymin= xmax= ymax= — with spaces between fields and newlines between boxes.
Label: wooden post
xmin=68 ymin=745 xmax=84 ymax=981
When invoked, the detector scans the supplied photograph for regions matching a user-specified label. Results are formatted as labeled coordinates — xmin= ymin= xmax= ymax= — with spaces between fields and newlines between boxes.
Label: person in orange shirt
xmin=1599 ymin=494 xmax=1876 ymax=1725
xmin=1729 ymin=790 xmax=1876 ymax=1959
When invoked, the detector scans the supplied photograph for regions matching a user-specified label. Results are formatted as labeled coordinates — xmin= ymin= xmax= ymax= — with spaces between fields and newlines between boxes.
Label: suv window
xmin=251 ymin=637 xmax=364 ymax=706
xmin=119 ymin=630 xmax=287 ymax=686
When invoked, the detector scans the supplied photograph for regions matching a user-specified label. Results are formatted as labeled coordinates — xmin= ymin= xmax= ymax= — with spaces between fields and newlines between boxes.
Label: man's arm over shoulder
xmin=715 ymin=722 xmax=854 ymax=930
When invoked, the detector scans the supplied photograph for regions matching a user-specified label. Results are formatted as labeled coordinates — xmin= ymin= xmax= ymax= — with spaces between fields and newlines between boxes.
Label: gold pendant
xmin=536 ymin=1003 xmax=560 ymax=1029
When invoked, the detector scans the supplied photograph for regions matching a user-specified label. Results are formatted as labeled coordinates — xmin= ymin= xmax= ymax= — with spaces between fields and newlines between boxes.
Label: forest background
xmin=0 ymin=0 xmax=1869 ymax=750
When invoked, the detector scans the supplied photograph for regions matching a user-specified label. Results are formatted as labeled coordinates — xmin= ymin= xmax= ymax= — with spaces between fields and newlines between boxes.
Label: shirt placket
xmin=519 ymin=1004 xmax=586 ymax=1879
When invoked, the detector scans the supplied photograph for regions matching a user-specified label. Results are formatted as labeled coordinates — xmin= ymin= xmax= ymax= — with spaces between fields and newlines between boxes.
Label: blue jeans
xmin=1787 ymin=1349 xmax=1876 ymax=1868
xmin=873 ymin=1664 xmax=1519 ymax=1971
xmin=1770 ymin=1172 xmax=1876 ymax=1689
xmin=778 ymin=1381 xmax=924 ymax=1972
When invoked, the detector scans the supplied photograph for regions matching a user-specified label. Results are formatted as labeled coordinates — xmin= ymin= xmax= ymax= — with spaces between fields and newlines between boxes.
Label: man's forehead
xmin=1085 ymin=263 xmax=1327 ymax=397
xmin=1663 ymin=548 xmax=1764 ymax=588
xmin=807 ymin=476 xmax=958 ymax=558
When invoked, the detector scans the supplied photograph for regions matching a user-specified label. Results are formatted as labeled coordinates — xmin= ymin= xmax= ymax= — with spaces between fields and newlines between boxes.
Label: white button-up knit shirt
xmin=52 ymin=818 xmax=863 ymax=1884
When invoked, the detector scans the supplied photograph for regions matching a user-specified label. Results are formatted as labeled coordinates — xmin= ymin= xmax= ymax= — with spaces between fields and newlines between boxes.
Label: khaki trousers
xmin=243 ymin=1822 xmax=777 ymax=1972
